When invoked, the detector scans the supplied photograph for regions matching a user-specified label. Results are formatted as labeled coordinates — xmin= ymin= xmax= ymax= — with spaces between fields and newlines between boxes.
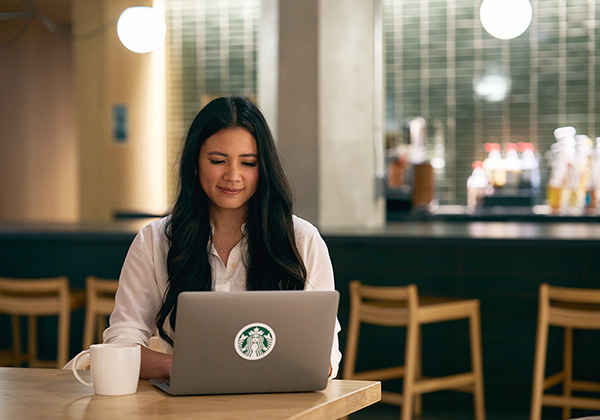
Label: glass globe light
xmin=479 ymin=0 xmax=533 ymax=40
xmin=117 ymin=6 xmax=166 ymax=54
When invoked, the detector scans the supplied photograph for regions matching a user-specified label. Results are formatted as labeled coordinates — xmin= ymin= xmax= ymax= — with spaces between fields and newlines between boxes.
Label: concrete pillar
xmin=258 ymin=0 xmax=279 ymax=138
xmin=72 ymin=0 xmax=168 ymax=221
xmin=272 ymin=0 xmax=385 ymax=229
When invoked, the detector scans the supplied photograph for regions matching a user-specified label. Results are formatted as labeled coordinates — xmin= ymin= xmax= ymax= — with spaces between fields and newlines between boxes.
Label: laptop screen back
xmin=165 ymin=290 xmax=339 ymax=395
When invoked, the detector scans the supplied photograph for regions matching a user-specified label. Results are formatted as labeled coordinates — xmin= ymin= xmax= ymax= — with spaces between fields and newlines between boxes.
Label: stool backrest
xmin=349 ymin=280 xmax=418 ymax=327
xmin=0 ymin=277 xmax=70 ymax=315
xmin=540 ymin=283 xmax=600 ymax=329
xmin=85 ymin=276 xmax=118 ymax=315
xmin=545 ymin=283 xmax=600 ymax=304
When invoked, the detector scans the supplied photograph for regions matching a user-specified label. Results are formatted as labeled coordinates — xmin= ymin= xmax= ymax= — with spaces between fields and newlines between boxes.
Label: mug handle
xmin=71 ymin=350 xmax=93 ymax=388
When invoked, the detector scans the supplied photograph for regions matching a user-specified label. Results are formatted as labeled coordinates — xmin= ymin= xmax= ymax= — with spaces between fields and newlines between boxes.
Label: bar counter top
xmin=0 ymin=215 xmax=599 ymax=246
xmin=0 ymin=219 xmax=154 ymax=241
xmin=322 ymin=220 xmax=600 ymax=247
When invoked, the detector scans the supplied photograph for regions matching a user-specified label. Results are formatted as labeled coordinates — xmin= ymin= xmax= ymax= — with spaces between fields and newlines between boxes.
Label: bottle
xmin=546 ymin=173 xmax=563 ymax=213
xmin=546 ymin=127 xmax=576 ymax=213
xmin=467 ymin=161 xmax=489 ymax=212
xmin=502 ymin=142 xmax=521 ymax=193
xmin=586 ymin=178 xmax=597 ymax=214
xmin=482 ymin=143 xmax=506 ymax=189
xmin=577 ymin=135 xmax=596 ymax=213
xmin=518 ymin=142 xmax=540 ymax=196
xmin=593 ymin=138 xmax=600 ymax=211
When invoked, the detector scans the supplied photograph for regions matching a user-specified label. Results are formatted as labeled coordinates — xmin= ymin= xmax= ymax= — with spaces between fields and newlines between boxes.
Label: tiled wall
xmin=384 ymin=0 xmax=600 ymax=205
xmin=164 ymin=0 xmax=600 ymax=207
xmin=165 ymin=0 xmax=260 ymax=201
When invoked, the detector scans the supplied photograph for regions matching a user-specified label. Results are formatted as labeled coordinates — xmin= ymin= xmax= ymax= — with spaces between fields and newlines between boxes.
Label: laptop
xmin=150 ymin=290 xmax=339 ymax=395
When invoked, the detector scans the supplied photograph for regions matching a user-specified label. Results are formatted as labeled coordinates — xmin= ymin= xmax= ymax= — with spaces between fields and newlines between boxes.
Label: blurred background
xmin=3 ymin=0 xmax=599 ymax=226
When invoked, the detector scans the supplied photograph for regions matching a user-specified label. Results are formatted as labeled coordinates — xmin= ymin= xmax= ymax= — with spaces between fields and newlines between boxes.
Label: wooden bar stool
xmin=82 ymin=276 xmax=118 ymax=349
xmin=342 ymin=280 xmax=485 ymax=420
xmin=0 ymin=276 xmax=86 ymax=368
xmin=531 ymin=283 xmax=600 ymax=420
xmin=82 ymin=276 xmax=163 ymax=355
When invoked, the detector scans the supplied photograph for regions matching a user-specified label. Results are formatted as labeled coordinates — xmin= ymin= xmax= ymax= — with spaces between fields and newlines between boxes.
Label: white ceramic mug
xmin=72 ymin=343 xmax=141 ymax=396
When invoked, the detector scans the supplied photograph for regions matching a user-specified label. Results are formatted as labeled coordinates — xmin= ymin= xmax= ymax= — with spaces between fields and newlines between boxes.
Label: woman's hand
xmin=140 ymin=345 xmax=172 ymax=379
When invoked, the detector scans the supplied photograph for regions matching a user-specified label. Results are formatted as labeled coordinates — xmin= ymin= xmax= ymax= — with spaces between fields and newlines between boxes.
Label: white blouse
xmin=103 ymin=215 xmax=342 ymax=378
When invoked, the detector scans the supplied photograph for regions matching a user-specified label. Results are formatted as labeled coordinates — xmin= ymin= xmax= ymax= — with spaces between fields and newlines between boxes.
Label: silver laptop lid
xmin=167 ymin=290 xmax=339 ymax=395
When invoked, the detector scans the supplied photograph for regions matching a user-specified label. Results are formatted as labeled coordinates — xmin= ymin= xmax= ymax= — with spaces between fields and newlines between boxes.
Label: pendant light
xmin=117 ymin=6 xmax=166 ymax=53
xmin=479 ymin=0 xmax=533 ymax=40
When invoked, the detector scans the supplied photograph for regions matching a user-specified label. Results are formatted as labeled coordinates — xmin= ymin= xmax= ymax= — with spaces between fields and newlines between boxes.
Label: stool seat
xmin=342 ymin=280 xmax=485 ymax=420
xmin=531 ymin=283 xmax=600 ymax=420
xmin=0 ymin=276 xmax=85 ymax=368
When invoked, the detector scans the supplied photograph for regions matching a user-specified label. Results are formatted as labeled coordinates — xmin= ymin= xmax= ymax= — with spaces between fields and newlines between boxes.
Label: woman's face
xmin=198 ymin=127 xmax=259 ymax=214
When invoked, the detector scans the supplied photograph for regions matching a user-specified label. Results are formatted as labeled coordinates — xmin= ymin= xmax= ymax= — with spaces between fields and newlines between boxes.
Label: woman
xmin=103 ymin=96 xmax=341 ymax=379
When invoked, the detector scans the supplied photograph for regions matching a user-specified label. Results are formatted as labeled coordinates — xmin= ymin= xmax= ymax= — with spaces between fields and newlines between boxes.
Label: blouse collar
xmin=209 ymin=223 xmax=248 ymax=236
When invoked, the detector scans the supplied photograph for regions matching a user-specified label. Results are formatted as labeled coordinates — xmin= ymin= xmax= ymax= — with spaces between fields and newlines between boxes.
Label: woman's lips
xmin=218 ymin=187 xmax=243 ymax=195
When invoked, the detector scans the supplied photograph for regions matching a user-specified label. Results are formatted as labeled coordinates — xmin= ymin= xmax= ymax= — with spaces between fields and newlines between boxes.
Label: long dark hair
xmin=156 ymin=96 xmax=307 ymax=346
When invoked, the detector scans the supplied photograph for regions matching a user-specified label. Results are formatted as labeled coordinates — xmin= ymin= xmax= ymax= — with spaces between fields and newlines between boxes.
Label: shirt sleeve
xmin=103 ymin=220 xmax=168 ymax=348
xmin=293 ymin=216 xmax=342 ymax=379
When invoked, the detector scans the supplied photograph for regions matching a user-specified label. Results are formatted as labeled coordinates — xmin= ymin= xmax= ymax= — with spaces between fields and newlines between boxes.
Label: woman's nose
xmin=224 ymin=164 xmax=241 ymax=181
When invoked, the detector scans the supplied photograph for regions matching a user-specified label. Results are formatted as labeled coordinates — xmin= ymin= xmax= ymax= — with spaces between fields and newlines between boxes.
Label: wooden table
xmin=0 ymin=368 xmax=381 ymax=419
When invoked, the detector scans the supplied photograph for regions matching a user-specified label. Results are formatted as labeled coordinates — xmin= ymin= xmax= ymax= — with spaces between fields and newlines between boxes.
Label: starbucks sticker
xmin=234 ymin=323 xmax=276 ymax=360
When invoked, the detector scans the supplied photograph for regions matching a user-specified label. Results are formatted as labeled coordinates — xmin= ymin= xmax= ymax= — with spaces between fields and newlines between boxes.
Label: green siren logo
xmin=234 ymin=323 xmax=276 ymax=361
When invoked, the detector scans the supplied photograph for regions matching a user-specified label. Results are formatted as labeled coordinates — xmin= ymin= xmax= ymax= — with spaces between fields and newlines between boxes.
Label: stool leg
xmin=414 ymin=328 xmax=423 ymax=418
xmin=28 ymin=316 xmax=37 ymax=367
xmin=96 ymin=314 xmax=108 ymax=343
xmin=402 ymin=321 xmax=419 ymax=420
xmin=342 ymin=311 xmax=360 ymax=380
xmin=340 ymin=322 xmax=359 ymax=420
xmin=562 ymin=327 xmax=573 ymax=420
xmin=340 ymin=287 xmax=361 ymax=420
xmin=11 ymin=316 xmax=22 ymax=365
xmin=83 ymin=307 xmax=95 ymax=350
xmin=531 ymin=286 xmax=549 ymax=420
xmin=470 ymin=305 xmax=486 ymax=420
xmin=57 ymin=307 xmax=70 ymax=368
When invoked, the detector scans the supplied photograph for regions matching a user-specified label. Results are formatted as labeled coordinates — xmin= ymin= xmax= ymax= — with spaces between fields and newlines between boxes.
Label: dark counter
xmin=321 ymin=221 xmax=600 ymax=418
xmin=1 ymin=218 xmax=599 ymax=418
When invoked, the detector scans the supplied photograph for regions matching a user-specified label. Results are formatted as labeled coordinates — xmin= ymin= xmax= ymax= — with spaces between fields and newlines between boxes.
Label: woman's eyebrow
xmin=206 ymin=151 xmax=258 ymax=158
